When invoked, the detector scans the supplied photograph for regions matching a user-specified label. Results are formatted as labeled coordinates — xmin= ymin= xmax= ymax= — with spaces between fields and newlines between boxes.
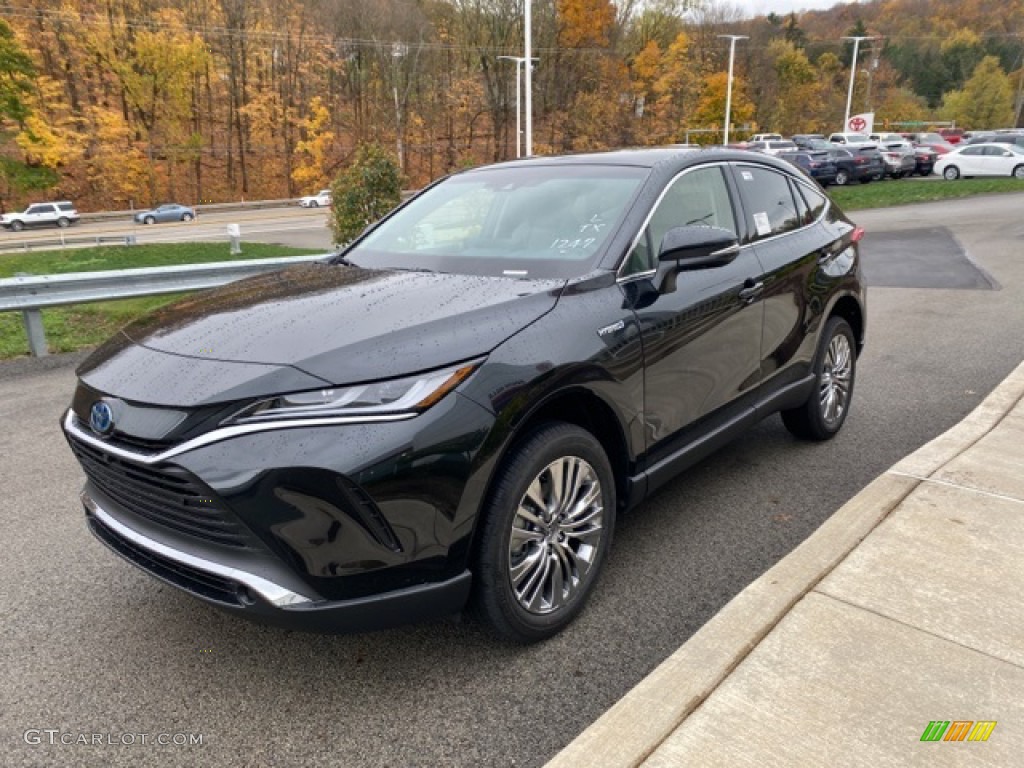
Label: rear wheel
xmin=1013 ymin=165 xmax=1024 ymax=180
xmin=473 ymin=423 xmax=615 ymax=643
xmin=57 ymin=217 xmax=70 ymax=228
xmin=782 ymin=317 xmax=856 ymax=441
xmin=943 ymin=166 xmax=960 ymax=180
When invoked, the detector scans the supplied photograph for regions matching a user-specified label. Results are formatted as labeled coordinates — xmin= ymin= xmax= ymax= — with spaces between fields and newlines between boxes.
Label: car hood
xmin=78 ymin=263 xmax=564 ymax=406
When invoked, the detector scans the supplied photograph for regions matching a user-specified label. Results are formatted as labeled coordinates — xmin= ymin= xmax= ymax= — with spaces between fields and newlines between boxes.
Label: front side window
xmin=349 ymin=164 xmax=646 ymax=279
xmin=26 ymin=205 xmax=51 ymax=215
xmin=621 ymin=166 xmax=737 ymax=276
xmin=734 ymin=166 xmax=802 ymax=241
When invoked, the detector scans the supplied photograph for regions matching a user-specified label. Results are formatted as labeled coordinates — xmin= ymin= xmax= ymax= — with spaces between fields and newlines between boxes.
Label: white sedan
xmin=934 ymin=143 xmax=1024 ymax=180
xmin=299 ymin=189 xmax=332 ymax=207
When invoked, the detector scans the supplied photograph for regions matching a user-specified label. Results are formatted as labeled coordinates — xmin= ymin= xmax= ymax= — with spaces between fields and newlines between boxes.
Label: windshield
xmin=347 ymin=164 xmax=647 ymax=279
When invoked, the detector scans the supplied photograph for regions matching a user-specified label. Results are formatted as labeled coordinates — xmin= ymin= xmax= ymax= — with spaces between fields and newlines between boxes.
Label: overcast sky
xmin=745 ymin=0 xmax=853 ymax=16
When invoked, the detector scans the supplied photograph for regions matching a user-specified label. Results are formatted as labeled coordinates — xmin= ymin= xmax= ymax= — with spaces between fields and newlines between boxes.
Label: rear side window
xmin=58 ymin=203 xmax=75 ymax=211
xmin=794 ymin=183 xmax=827 ymax=225
xmin=734 ymin=166 xmax=801 ymax=241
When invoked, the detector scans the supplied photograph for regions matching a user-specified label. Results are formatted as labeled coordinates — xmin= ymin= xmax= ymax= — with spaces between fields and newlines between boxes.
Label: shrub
xmin=329 ymin=143 xmax=402 ymax=246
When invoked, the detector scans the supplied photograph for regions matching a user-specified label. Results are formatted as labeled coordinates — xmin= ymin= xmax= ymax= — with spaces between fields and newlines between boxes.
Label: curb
xmin=545 ymin=359 xmax=1024 ymax=768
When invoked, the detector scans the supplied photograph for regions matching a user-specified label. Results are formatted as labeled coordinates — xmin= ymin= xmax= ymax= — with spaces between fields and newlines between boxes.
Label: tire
xmin=472 ymin=422 xmax=615 ymax=643
xmin=182 ymin=212 xmax=194 ymax=222
xmin=943 ymin=166 xmax=960 ymax=180
xmin=309 ymin=201 xmax=319 ymax=208
xmin=1013 ymin=165 xmax=1024 ymax=180
xmin=781 ymin=316 xmax=856 ymax=442
xmin=860 ymin=177 xmax=871 ymax=184
xmin=834 ymin=169 xmax=849 ymax=186
xmin=10 ymin=220 xmax=23 ymax=231
xmin=57 ymin=217 xmax=70 ymax=228
xmin=144 ymin=215 xmax=156 ymax=225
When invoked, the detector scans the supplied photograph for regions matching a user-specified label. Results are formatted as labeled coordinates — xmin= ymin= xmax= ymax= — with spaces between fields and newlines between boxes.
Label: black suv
xmin=63 ymin=149 xmax=866 ymax=642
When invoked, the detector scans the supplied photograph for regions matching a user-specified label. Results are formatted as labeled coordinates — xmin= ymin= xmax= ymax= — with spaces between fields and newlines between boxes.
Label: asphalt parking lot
xmin=2 ymin=193 xmax=1023 ymax=767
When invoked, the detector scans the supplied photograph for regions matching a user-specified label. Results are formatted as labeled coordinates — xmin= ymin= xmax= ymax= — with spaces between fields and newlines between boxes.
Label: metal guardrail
xmin=78 ymin=197 xmax=308 ymax=224
xmin=0 ymin=253 xmax=331 ymax=357
xmin=0 ymin=234 xmax=136 ymax=255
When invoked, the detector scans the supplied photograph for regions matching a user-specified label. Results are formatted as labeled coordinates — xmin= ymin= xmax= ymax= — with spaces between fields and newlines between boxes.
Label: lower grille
xmin=68 ymin=435 xmax=251 ymax=548
xmin=88 ymin=511 xmax=244 ymax=606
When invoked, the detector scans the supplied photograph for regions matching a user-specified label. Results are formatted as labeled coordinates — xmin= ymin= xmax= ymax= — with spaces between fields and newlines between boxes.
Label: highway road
xmin=2 ymin=193 xmax=1023 ymax=767
xmin=0 ymin=205 xmax=335 ymax=255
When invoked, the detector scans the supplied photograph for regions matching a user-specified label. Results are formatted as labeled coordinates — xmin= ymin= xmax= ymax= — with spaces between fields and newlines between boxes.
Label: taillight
xmin=851 ymin=226 xmax=865 ymax=243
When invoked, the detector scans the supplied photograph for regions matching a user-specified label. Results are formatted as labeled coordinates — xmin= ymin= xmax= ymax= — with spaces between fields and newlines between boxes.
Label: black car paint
xmin=64 ymin=149 xmax=865 ymax=632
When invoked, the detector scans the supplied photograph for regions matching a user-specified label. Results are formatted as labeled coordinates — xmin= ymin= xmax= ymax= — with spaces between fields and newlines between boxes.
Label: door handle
xmin=739 ymin=280 xmax=763 ymax=302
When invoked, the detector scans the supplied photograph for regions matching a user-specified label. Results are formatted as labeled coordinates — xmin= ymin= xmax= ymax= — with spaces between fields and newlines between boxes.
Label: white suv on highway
xmin=1 ymin=201 xmax=80 ymax=231
xmin=299 ymin=189 xmax=331 ymax=208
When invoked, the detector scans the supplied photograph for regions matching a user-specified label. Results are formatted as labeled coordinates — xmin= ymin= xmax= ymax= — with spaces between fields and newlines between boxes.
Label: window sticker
xmin=741 ymin=171 xmax=754 ymax=181
xmin=753 ymin=211 xmax=772 ymax=236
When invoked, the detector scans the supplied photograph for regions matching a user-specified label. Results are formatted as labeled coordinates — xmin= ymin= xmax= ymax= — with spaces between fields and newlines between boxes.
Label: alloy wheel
xmin=507 ymin=456 xmax=604 ymax=615
xmin=819 ymin=333 xmax=853 ymax=427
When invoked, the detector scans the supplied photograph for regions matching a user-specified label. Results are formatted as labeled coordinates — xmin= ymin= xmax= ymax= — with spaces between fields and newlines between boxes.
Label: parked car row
xmin=742 ymin=129 xmax=1024 ymax=185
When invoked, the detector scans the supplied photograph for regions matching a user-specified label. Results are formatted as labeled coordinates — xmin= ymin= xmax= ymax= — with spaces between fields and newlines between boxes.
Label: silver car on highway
xmin=133 ymin=203 xmax=196 ymax=224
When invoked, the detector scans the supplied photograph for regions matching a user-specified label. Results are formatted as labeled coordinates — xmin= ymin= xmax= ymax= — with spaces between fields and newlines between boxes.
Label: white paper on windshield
xmin=741 ymin=171 xmax=754 ymax=181
xmin=753 ymin=212 xmax=772 ymax=236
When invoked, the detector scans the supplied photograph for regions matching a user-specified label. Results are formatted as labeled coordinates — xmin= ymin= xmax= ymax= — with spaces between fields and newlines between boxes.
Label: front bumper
xmin=64 ymin=388 xmax=496 ymax=632
xmin=84 ymin=492 xmax=472 ymax=631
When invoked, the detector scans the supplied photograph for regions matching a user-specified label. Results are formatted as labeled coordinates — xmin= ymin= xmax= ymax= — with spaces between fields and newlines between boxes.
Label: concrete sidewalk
xmin=548 ymin=360 xmax=1024 ymax=767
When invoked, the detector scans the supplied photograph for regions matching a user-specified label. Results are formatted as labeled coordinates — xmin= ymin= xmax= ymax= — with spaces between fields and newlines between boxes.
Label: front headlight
xmin=225 ymin=361 xmax=480 ymax=425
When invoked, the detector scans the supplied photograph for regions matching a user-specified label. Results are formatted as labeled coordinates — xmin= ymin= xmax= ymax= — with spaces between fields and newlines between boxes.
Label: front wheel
xmin=144 ymin=215 xmax=156 ymax=225
xmin=182 ymin=212 xmax=194 ymax=222
xmin=782 ymin=317 xmax=856 ymax=441
xmin=834 ymin=169 xmax=849 ymax=186
xmin=10 ymin=220 xmax=24 ymax=231
xmin=943 ymin=166 xmax=960 ymax=180
xmin=309 ymin=201 xmax=319 ymax=208
xmin=472 ymin=423 xmax=615 ymax=643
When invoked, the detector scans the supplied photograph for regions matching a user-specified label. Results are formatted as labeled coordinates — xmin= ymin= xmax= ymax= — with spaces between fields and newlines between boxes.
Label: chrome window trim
xmin=616 ymin=161 xmax=737 ymax=282
xmin=83 ymin=492 xmax=314 ymax=607
xmin=64 ymin=409 xmax=415 ymax=466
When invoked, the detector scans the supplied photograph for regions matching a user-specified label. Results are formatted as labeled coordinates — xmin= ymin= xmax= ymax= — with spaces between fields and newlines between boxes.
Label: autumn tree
xmin=762 ymin=40 xmax=821 ymax=135
xmin=942 ymin=56 xmax=1014 ymax=130
xmin=691 ymin=71 xmax=755 ymax=137
xmin=0 ymin=19 xmax=34 ymax=126
xmin=292 ymin=97 xmax=336 ymax=192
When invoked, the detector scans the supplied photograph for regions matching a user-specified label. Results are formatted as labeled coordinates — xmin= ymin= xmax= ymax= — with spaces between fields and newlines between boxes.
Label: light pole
xmin=497 ymin=55 xmax=524 ymax=157
xmin=842 ymin=36 xmax=875 ymax=130
xmin=498 ymin=56 xmax=538 ymax=159
xmin=524 ymin=1 xmax=533 ymax=156
xmin=718 ymin=35 xmax=747 ymax=146
xmin=391 ymin=43 xmax=408 ymax=170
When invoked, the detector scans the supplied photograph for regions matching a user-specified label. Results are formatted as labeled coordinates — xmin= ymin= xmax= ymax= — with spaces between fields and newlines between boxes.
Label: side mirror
xmin=658 ymin=226 xmax=740 ymax=270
